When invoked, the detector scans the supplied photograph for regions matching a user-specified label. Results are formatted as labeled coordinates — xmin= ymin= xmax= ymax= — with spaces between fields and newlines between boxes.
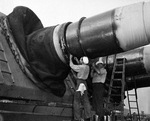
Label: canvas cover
xmin=7 ymin=6 xmax=70 ymax=97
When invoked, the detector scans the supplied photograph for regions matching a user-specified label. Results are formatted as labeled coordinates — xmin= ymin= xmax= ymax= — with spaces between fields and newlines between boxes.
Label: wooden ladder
xmin=126 ymin=80 xmax=141 ymax=121
xmin=106 ymin=57 xmax=126 ymax=121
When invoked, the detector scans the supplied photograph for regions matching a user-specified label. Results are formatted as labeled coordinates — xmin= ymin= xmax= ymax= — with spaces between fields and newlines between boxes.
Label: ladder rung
xmin=106 ymin=57 xmax=126 ymax=115
xmin=116 ymin=63 xmax=123 ymax=66
xmin=111 ymin=86 xmax=122 ymax=89
xmin=114 ymin=71 xmax=123 ymax=74
xmin=116 ymin=61 xmax=123 ymax=63
xmin=130 ymin=107 xmax=138 ymax=109
xmin=113 ymin=79 xmax=122 ymax=81
xmin=128 ymin=94 xmax=135 ymax=96
xmin=129 ymin=100 xmax=137 ymax=102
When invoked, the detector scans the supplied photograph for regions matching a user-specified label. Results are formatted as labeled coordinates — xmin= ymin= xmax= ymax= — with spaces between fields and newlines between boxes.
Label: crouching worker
xmin=69 ymin=55 xmax=92 ymax=121
xmin=91 ymin=57 xmax=107 ymax=121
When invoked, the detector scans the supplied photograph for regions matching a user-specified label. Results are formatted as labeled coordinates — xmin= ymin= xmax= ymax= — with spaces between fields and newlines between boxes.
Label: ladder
xmin=106 ymin=57 xmax=126 ymax=121
xmin=126 ymin=81 xmax=141 ymax=121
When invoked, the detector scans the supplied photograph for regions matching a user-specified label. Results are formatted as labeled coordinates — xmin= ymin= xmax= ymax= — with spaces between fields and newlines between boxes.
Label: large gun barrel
xmin=64 ymin=1 xmax=150 ymax=59
xmin=101 ymin=45 xmax=150 ymax=77
xmin=99 ymin=45 xmax=150 ymax=89
xmin=126 ymin=74 xmax=150 ymax=90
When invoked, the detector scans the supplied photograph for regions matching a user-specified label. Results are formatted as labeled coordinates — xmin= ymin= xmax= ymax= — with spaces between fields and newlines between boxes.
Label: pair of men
xmin=69 ymin=55 xmax=107 ymax=121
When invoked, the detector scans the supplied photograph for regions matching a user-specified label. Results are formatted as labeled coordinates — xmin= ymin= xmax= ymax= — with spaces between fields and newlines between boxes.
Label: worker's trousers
xmin=73 ymin=79 xmax=92 ymax=121
xmin=92 ymin=83 xmax=105 ymax=121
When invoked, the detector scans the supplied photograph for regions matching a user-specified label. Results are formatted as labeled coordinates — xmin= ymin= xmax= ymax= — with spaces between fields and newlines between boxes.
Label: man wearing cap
xmin=91 ymin=57 xmax=107 ymax=121
xmin=69 ymin=55 xmax=92 ymax=121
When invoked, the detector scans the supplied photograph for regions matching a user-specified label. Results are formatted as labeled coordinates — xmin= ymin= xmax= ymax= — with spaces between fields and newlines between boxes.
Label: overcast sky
xmin=0 ymin=0 xmax=150 ymax=114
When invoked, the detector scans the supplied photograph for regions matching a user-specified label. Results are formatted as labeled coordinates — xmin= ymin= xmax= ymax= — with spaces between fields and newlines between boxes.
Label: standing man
xmin=91 ymin=57 xmax=107 ymax=121
xmin=69 ymin=55 xmax=92 ymax=121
